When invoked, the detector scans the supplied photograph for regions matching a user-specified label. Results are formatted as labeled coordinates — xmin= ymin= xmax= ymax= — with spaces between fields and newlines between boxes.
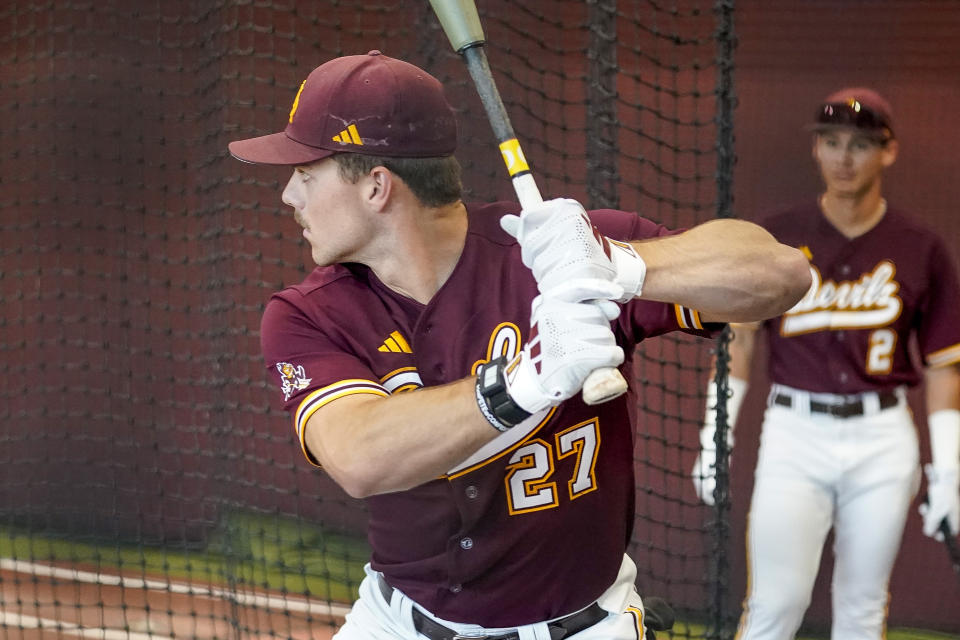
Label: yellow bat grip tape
xmin=499 ymin=139 xmax=530 ymax=177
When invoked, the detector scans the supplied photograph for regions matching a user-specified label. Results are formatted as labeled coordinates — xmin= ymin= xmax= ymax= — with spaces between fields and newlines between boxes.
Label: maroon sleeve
xmin=918 ymin=238 xmax=960 ymax=367
xmin=589 ymin=207 xmax=677 ymax=241
xmin=260 ymin=294 xmax=389 ymax=465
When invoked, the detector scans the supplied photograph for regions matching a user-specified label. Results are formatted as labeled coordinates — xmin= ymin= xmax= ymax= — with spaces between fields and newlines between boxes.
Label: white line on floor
xmin=0 ymin=558 xmax=351 ymax=618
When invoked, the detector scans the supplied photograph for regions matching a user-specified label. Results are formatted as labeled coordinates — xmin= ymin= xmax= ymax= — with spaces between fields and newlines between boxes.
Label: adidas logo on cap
xmin=332 ymin=124 xmax=363 ymax=146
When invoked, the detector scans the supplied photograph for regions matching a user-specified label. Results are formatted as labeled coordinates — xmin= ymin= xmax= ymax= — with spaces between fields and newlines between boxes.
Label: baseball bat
xmin=429 ymin=0 xmax=628 ymax=406
xmin=922 ymin=493 xmax=960 ymax=578
xmin=941 ymin=518 xmax=960 ymax=577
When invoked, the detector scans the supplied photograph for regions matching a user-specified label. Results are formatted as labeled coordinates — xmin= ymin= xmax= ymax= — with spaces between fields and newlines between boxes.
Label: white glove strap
xmin=607 ymin=240 xmax=647 ymax=302
xmin=700 ymin=376 xmax=749 ymax=448
xmin=929 ymin=408 xmax=960 ymax=470
xmin=504 ymin=351 xmax=554 ymax=414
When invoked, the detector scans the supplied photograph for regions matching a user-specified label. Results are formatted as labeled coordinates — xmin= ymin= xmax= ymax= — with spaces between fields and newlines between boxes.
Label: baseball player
xmin=229 ymin=51 xmax=810 ymax=640
xmin=692 ymin=87 xmax=960 ymax=640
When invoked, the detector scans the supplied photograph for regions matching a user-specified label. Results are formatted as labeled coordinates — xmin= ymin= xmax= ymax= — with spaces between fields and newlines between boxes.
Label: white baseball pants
xmin=333 ymin=554 xmax=648 ymax=640
xmin=736 ymin=386 xmax=920 ymax=640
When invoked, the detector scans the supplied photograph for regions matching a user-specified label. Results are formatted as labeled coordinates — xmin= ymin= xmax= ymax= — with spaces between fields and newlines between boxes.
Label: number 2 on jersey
xmin=504 ymin=419 xmax=600 ymax=515
xmin=866 ymin=328 xmax=897 ymax=374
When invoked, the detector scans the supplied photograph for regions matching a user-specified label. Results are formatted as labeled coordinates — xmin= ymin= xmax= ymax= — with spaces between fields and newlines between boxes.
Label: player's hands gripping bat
xmin=475 ymin=290 xmax=624 ymax=432
xmin=507 ymin=293 xmax=625 ymax=414
xmin=500 ymin=198 xmax=647 ymax=304
xmin=428 ymin=0 xmax=629 ymax=405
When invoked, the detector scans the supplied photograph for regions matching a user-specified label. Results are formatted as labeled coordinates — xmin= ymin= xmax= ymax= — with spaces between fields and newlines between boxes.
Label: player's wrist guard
xmin=608 ymin=239 xmax=647 ymax=302
xmin=929 ymin=409 xmax=960 ymax=470
xmin=475 ymin=357 xmax=531 ymax=432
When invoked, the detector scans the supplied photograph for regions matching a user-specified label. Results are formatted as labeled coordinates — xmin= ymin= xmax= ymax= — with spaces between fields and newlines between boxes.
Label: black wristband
xmin=475 ymin=357 xmax=532 ymax=431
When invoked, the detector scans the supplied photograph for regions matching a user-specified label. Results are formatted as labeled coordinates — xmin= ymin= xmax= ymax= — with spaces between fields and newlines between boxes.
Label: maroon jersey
xmin=761 ymin=201 xmax=960 ymax=393
xmin=260 ymin=201 xmax=718 ymax=625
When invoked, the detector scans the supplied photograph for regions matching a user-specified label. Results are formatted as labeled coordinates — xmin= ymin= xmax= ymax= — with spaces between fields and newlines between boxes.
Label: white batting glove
xmin=692 ymin=434 xmax=734 ymax=507
xmin=692 ymin=450 xmax=721 ymax=507
xmin=919 ymin=464 xmax=960 ymax=540
xmin=500 ymin=198 xmax=645 ymax=303
xmin=508 ymin=292 xmax=624 ymax=413
xmin=691 ymin=377 xmax=748 ymax=506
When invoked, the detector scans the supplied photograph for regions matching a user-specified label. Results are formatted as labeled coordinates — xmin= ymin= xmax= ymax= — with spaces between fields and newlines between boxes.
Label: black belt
xmin=773 ymin=389 xmax=899 ymax=419
xmin=377 ymin=574 xmax=608 ymax=640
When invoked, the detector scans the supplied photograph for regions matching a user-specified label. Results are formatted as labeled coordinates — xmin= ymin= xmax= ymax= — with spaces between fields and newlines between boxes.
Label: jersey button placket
xmin=459 ymin=537 xmax=473 ymax=550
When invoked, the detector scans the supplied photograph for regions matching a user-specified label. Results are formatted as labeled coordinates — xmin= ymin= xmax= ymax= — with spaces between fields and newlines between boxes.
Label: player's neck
xmin=365 ymin=201 xmax=468 ymax=304
xmin=818 ymin=190 xmax=887 ymax=239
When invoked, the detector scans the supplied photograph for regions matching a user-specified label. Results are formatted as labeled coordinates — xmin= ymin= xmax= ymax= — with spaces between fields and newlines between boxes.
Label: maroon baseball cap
xmin=808 ymin=87 xmax=894 ymax=142
xmin=229 ymin=51 xmax=457 ymax=165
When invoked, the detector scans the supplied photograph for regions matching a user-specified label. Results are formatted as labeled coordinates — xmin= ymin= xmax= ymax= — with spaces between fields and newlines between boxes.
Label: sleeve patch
xmin=276 ymin=362 xmax=312 ymax=401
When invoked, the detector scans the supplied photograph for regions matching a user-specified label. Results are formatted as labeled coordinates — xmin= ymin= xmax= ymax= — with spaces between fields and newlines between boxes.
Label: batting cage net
xmin=1 ymin=1 xmax=734 ymax=639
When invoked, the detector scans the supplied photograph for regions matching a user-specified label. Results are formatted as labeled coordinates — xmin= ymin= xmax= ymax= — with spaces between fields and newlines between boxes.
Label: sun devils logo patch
xmin=276 ymin=362 xmax=312 ymax=401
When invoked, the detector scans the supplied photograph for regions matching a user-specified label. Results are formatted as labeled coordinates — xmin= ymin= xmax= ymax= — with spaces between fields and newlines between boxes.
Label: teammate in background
xmin=692 ymin=87 xmax=960 ymax=640
xmin=230 ymin=51 xmax=810 ymax=640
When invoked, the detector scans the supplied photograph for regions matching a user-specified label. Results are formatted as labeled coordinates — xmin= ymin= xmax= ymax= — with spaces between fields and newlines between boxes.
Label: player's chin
xmin=313 ymin=249 xmax=352 ymax=268
xmin=830 ymin=174 xmax=857 ymax=185
xmin=310 ymin=248 xmax=334 ymax=267
xmin=825 ymin=181 xmax=861 ymax=197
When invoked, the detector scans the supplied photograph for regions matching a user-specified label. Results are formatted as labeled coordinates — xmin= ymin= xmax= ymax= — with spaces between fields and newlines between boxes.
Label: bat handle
xmin=511 ymin=175 xmax=629 ymax=405
xmin=511 ymin=174 xmax=543 ymax=209
xmin=459 ymin=47 xmax=629 ymax=406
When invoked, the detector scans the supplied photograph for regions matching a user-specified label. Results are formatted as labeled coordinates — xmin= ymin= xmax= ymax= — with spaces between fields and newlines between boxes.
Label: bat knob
xmin=582 ymin=367 xmax=628 ymax=405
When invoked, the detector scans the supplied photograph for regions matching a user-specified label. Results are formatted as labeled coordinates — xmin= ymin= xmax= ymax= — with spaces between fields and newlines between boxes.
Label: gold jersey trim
xmin=927 ymin=342 xmax=960 ymax=368
xmin=294 ymin=379 xmax=389 ymax=466
xmin=674 ymin=304 xmax=704 ymax=330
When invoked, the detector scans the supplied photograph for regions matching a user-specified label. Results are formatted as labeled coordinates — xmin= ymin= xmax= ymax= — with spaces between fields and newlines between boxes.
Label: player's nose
xmin=281 ymin=173 xmax=304 ymax=210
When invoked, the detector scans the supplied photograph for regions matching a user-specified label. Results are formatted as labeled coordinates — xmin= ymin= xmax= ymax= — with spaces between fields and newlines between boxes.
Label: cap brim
xmin=228 ymin=132 xmax=336 ymax=166
xmin=804 ymin=123 xmax=891 ymax=141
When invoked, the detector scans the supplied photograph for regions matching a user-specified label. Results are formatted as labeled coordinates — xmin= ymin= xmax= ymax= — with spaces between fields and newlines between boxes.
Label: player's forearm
xmin=926 ymin=364 xmax=960 ymax=413
xmin=304 ymin=378 xmax=499 ymax=497
xmin=631 ymin=219 xmax=811 ymax=322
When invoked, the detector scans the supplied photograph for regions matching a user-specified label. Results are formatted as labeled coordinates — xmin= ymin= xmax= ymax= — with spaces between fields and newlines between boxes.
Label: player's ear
xmin=880 ymin=138 xmax=899 ymax=168
xmin=363 ymin=165 xmax=394 ymax=212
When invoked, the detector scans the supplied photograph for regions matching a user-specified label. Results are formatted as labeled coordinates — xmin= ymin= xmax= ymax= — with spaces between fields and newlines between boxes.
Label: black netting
xmin=1 ymin=1 xmax=736 ymax=638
